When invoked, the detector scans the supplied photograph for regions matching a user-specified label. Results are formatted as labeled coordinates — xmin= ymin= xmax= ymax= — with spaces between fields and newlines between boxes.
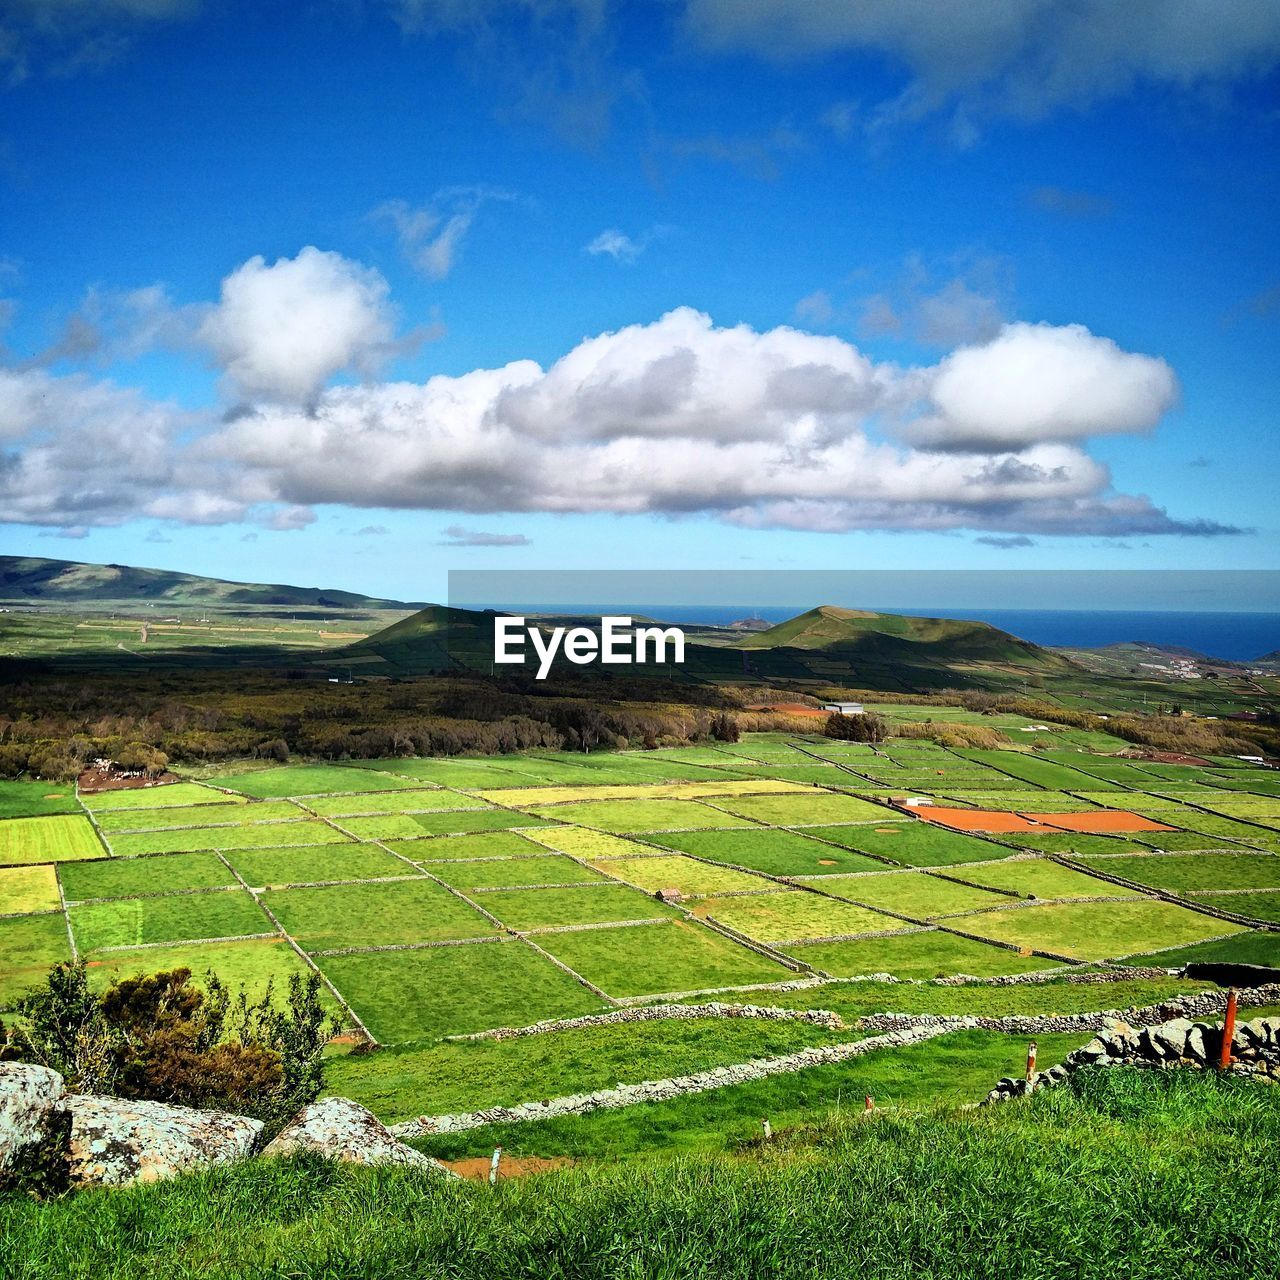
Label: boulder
xmin=0 ymin=1062 xmax=69 ymax=1190
xmin=262 ymin=1097 xmax=452 ymax=1174
xmin=1234 ymin=1018 xmax=1270 ymax=1051
xmin=66 ymin=1094 xmax=262 ymax=1188
xmin=1069 ymin=1037 xmax=1108 ymax=1064
xmin=1151 ymin=1018 xmax=1194 ymax=1060
xmin=1185 ymin=1025 xmax=1208 ymax=1061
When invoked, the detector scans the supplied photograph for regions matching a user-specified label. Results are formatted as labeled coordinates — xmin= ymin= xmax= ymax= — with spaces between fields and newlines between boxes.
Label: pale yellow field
xmin=523 ymin=826 xmax=653 ymax=859
xmin=0 ymin=864 xmax=61 ymax=914
xmin=473 ymin=778 xmax=816 ymax=806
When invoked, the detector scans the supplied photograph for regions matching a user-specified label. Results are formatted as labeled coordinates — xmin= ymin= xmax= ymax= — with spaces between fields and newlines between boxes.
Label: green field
xmin=695 ymin=890 xmax=909 ymax=943
xmin=803 ymin=822 xmax=1008 ymax=867
xmin=107 ymin=818 xmax=351 ymax=856
xmin=1121 ymin=929 xmax=1280 ymax=969
xmin=408 ymin=808 xmax=558 ymax=835
xmin=264 ymin=878 xmax=495 ymax=952
xmin=785 ymin=929 xmax=1055 ymax=979
xmin=477 ymin=884 xmax=682 ymax=930
xmin=58 ymin=851 xmax=237 ymax=900
xmin=708 ymin=792 xmax=894 ymax=826
xmin=535 ymin=919 xmax=791 ymax=997
xmin=0 ymin=913 xmax=71 ymax=1006
xmin=645 ymin=826 xmax=891 ymax=877
xmin=826 ymin=870 xmax=1011 ymax=919
xmin=210 ymin=764 xmax=424 ymax=797
xmin=304 ymin=789 xmax=482 ymax=816
xmin=93 ymin=799 xmax=305 ymax=832
xmin=0 ymin=814 xmax=104 ymax=865
xmin=3 ymin=736 xmax=1279 ymax=1157
xmin=226 ymin=842 xmax=411 ymax=886
xmin=1197 ymin=891 xmax=1280 ymax=923
xmin=961 ymin=899 xmax=1243 ymax=961
xmin=425 ymin=854 xmax=610 ymax=890
xmin=521 ymin=797 xmax=752 ymax=833
xmin=317 ymin=939 xmax=605 ymax=1041
xmin=1076 ymin=852 xmax=1280 ymax=893
xmin=587 ymin=853 xmax=775 ymax=897
xmin=956 ymin=858 xmax=1121 ymax=900
xmin=0 ymin=780 xmax=81 ymax=819
xmin=69 ymin=889 xmax=271 ymax=952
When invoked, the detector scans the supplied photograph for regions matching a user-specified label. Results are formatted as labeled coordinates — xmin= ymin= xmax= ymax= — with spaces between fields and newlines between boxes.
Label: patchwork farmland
xmin=2 ymin=731 xmax=1279 ymax=1137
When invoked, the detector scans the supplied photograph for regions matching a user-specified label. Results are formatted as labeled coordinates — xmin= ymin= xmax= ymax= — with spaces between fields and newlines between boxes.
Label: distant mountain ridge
xmin=0 ymin=556 xmax=424 ymax=610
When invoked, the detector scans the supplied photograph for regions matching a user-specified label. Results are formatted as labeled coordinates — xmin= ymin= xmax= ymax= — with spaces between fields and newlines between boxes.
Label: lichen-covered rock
xmin=263 ymin=1097 xmax=451 ymax=1173
xmin=0 ymin=1062 xmax=70 ymax=1192
xmin=66 ymin=1094 xmax=262 ymax=1187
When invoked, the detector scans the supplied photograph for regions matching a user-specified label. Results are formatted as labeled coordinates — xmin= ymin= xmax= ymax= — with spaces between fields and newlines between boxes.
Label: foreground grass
xmin=5 ymin=1070 xmax=1276 ymax=1279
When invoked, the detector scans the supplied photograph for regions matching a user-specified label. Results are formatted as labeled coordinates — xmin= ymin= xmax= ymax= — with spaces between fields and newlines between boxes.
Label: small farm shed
xmin=821 ymin=701 xmax=864 ymax=714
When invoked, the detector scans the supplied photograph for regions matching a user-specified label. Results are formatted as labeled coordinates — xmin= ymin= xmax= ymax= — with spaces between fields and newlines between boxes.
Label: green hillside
xmin=346 ymin=604 xmax=502 ymax=672
xmin=0 ymin=556 xmax=421 ymax=610
xmin=349 ymin=602 xmax=1076 ymax=691
xmin=734 ymin=605 xmax=1053 ymax=661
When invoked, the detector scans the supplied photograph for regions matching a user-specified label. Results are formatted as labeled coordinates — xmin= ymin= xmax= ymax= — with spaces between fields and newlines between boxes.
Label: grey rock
xmin=1185 ymin=1026 xmax=1207 ymax=1061
xmin=263 ymin=1097 xmax=451 ymax=1173
xmin=67 ymin=1094 xmax=261 ymax=1188
xmin=1152 ymin=1018 xmax=1194 ymax=1059
xmin=0 ymin=1062 xmax=68 ymax=1183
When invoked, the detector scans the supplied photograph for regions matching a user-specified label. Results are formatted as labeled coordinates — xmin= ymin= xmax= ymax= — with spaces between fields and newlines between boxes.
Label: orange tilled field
xmin=911 ymin=806 xmax=1175 ymax=835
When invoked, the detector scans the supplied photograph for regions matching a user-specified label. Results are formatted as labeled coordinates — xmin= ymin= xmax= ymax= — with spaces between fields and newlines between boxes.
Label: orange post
xmin=864 ymin=1094 xmax=874 ymax=1113
xmin=1026 ymin=1040 xmax=1038 ymax=1081
xmin=1219 ymin=988 xmax=1238 ymax=1069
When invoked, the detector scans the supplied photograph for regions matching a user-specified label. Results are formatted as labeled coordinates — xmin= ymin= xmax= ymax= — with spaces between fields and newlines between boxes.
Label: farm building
xmin=821 ymin=701 xmax=864 ymax=715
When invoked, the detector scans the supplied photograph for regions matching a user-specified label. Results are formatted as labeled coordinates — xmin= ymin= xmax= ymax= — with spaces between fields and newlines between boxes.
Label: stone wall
xmin=984 ymin=1013 xmax=1280 ymax=1104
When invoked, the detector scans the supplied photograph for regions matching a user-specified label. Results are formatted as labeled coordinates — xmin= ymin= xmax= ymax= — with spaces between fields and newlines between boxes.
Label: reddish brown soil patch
xmin=445 ymin=1154 xmax=572 ymax=1181
xmin=1145 ymin=752 xmax=1214 ymax=767
xmin=911 ymin=807 xmax=1045 ymax=833
xmin=1034 ymin=811 xmax=1177 ymax=834
xmin=818 ymin=858 xmax=838 ymax=866
xmin=77 ymin=766 xmax=180 ymax=794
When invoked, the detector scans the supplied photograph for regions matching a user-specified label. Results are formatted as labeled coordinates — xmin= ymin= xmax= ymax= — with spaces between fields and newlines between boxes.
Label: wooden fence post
xmin=1026 ymin=1040 xmax=1037 ymax=1081
xmin=1219 ymin=989 xmax=1238 ymax=1069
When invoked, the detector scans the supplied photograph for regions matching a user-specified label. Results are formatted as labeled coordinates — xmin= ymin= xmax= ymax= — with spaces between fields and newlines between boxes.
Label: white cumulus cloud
xmin=196 ymin=247 xmax=401 ymax=404
xmin=913 ymin=322 xmax=1178 ymax=449
xmin=0 ymin=302 xmax=1231 ymax=540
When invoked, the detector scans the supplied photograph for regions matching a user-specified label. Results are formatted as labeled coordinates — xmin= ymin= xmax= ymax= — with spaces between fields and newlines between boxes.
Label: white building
xmin=821 ymin=701 xmax=864 ymax=715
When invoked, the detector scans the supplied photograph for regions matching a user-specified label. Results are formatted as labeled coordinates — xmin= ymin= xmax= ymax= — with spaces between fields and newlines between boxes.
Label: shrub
xmin=825 ymin=711 xmax=888 ymax=743
xmin=0 ymin=964 xmax=338 ymax=1137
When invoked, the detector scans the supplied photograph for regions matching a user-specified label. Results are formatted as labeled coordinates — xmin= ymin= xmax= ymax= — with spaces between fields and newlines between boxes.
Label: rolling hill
xmin=0 ymin=556 xmax=423 ymax=610
xmin=347 ymin=601 xmax=1076 ymax=692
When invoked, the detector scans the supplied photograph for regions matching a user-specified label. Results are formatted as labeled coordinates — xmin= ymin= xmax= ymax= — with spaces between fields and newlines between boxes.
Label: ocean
xmin=511 ymin=606 xmax=1280 ymax=663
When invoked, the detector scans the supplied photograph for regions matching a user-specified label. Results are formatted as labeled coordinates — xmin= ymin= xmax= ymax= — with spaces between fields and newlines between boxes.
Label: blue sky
xmin=1 ymin=1 xmax=1278 ymax=601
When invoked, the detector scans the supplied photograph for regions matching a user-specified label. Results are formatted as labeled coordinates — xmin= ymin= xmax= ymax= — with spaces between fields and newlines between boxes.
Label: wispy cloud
xmin=1030 ymin=185 xmax=1115 ymax=218
xmin=584 ymin=225 xmax=672 ymax=264
xmin=438 ymin=526 xmax=532 ymax=547
xmin=373 ymin=187 xmax=517 ymax=280
xmin=976 ymin=534 xmax=1035 ymax=549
